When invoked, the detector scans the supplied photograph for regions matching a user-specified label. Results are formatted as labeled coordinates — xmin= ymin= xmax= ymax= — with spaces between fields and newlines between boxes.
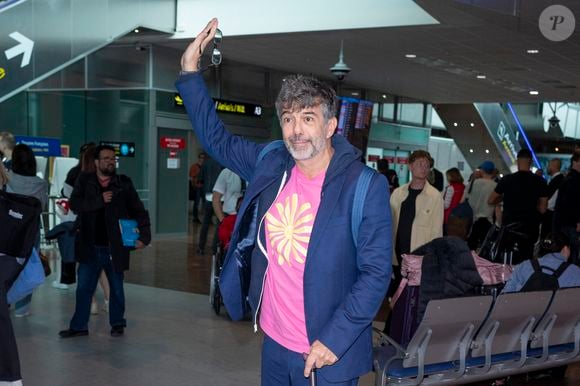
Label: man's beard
xmin=284 ymin=134 xmax=326 ymax=161
xmin=99 ymin=165 xmax=116 ymax=176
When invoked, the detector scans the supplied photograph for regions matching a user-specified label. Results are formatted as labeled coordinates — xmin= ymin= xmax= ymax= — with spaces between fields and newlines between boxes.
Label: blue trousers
xmin=562 ymin=226 xmax=580 ymax=265
xmin=70 ymin=247 xmax=126 ymax=331
xmin=261 ymin=335 xmax=358 ymax=386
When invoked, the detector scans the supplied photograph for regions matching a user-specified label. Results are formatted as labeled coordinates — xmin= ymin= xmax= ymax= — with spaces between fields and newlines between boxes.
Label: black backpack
xmin=520 ymin=258 xmax=570 ymax=292
xmin=0 ymin=190 xmax=42 ymax=258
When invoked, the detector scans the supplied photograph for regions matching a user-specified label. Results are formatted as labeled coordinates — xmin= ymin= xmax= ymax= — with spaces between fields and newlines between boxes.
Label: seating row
xmin=373 ymin=287 xmax=580 ymax=385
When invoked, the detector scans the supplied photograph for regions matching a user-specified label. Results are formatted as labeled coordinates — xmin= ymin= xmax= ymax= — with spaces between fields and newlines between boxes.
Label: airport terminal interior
xmin=2 ymin=0 xmax=580 ymax=385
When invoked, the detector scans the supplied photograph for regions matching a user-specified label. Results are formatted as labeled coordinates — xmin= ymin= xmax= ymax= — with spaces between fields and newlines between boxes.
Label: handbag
xmin=0 ymin=190 xmax=42 ymax=258
xmin=7 ymin=248 xmax=46 ymax=304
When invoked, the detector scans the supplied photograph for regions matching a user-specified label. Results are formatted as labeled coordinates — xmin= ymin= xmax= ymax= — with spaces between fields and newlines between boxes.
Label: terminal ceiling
xmin=157 ymin=0 xmax=580 ymax=104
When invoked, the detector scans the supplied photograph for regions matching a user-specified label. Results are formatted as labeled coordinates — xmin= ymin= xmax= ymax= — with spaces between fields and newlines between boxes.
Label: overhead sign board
xmin=475 ymin=103 xmax=521 ymax=167
xmin=174 ymin=93 xmax=262 ymax=117
xmin=1 ymin=1 xmax=36 ymax=102
xmin=15 ymin=135 xmax=61 ymax=156
xmin=214 ymin=98 xmax=262 ymax=117
xmin=99 ymin=141 xmax=136 ymax=158
xmin=0 ymin=1 xmax=175 ymax=103
xmin=174 ymin=93 xmax=183 ymax=106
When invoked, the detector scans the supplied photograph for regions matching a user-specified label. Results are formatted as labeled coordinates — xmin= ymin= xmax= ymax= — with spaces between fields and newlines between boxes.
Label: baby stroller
xmin=209 ymin=214 xmax=237 ymax=316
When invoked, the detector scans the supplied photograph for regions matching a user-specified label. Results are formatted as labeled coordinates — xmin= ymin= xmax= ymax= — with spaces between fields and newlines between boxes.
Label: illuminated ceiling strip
xmin=506 ymin=102 xmax=541 ymax=169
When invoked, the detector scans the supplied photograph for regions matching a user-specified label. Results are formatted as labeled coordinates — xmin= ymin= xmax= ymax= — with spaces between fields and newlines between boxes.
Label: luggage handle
xmin=302 ymin=352 xmax=317 ymax=386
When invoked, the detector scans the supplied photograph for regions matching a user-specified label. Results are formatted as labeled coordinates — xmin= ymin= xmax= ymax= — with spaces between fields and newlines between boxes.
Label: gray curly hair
xmin=275 ymin=75 xmax=337 ymax=122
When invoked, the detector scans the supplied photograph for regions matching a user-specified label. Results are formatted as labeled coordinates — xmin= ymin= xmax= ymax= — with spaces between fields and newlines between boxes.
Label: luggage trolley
xmin=479 ymin=222 xmax=530 ymax=265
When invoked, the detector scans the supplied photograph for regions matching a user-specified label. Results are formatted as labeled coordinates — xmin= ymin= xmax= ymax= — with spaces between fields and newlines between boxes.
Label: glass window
xmin=430 ymin=108 xmax=446 ymax=129
xmin=398 ymin=103 xmax=424 ymax=126
xmin=85 ymin=90 xmax=150 ymax=190
xmin=372 ymin=103 xmax=379 ymax=122
xmin=88 ymin=45 xmax=150 ymax=88
xmin=380 ymin=103 xmax=395 ymax=121
xmin=31 ymin=58 xmax=86 ymax=90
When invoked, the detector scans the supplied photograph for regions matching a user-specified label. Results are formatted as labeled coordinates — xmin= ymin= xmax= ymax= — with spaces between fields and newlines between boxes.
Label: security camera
xmin=548 ymin=115 xmax=561 ymax=131
xmin=330 ymin=63 xmax=351 ymax=81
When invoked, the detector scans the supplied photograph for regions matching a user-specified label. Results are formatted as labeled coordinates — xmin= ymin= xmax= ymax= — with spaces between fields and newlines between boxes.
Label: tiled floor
xmin=11 ymin=221 xmax=580 ymax=385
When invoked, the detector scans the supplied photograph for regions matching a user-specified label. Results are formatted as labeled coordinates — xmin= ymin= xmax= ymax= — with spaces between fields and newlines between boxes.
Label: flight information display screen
xmin=336 ymin=97 xmax=373 ymax=155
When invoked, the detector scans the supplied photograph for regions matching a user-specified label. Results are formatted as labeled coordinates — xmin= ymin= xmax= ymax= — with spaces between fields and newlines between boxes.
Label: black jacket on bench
xmin=415 ymin=236 xmax=484 ymax=322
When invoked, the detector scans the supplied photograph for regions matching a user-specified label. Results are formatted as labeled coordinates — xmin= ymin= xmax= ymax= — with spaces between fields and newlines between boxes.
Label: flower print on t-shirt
xmin=265 ymin=193 xmax=313 ymax=266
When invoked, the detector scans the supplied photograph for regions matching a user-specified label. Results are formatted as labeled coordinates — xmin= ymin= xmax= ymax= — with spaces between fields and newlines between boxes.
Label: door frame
xmin=151 ymin=112 xmax=195 ymax=236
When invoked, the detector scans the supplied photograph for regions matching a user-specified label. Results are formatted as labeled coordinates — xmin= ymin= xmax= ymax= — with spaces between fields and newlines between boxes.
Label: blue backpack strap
xmin=351 ymin=166 xmax=374 ymax=247
xmin=257 ymin=140 xmax=284 ymax=165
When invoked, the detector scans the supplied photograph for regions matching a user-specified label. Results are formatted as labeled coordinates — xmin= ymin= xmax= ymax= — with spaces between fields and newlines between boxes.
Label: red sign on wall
xmin=396 ymin=157 xmax=409 ymax=164
xmin=160 ymin=137 xmax=186 ymax=150
xmin=368 ymin=155 xmax=380 ymax=162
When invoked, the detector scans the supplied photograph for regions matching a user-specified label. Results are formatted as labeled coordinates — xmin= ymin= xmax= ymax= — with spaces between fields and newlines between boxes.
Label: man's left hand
xmin=181 ymin=18 xmax=219 ymax=72
xmin=303 ymin=340 xmax=338 ymax=377
xmin=134 ymin=240 xmax=145 ymax=249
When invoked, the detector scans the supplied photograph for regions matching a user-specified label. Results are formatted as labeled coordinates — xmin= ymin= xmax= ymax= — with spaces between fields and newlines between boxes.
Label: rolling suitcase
xmin=385 ymin=284 xmax=421 ymax=346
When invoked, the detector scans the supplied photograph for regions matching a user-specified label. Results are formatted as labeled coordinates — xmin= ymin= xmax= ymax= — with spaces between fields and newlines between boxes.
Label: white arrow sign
xmin=5 ymin=31 xmax=34 ymax=68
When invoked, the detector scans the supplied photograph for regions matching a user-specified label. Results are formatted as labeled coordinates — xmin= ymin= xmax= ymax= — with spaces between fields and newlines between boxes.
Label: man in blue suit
xmin=177 ymin=19 xmax=392 ymax=385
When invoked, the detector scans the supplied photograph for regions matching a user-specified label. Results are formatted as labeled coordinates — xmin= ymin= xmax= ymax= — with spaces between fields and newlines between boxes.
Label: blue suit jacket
xmin=176 ymin=73 xmax=392 ymax=382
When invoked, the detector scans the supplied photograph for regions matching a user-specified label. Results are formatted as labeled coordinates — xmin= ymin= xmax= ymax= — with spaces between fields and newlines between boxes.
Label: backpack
xmin=257 ymin=140 xmax=374 ymax=245
xmin=520 ymin=258 xmax=569 ymax=292
xmin=0 ymin=190 xmax=42 ymax=258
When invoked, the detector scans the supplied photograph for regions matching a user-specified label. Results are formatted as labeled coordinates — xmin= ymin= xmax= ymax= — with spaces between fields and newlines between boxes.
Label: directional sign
xmin=16 ymin=135 xmax=61 ymax=157
xmin=0 ymin=0 xmax=174 ymax=104
xmin=100 ymin=141 xmax=136 ymax=158
xmin=4 ymin=31 xmax=34 ymax=68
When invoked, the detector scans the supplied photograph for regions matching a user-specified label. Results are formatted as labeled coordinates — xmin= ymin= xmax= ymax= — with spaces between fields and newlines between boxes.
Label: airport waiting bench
xmin=373 ymin=287 xmax=580 ymax=385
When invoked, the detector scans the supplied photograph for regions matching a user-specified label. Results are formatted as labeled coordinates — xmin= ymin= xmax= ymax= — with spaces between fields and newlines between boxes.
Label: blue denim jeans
xmin=70 ymin=247 xmax=126 ymax=331
xmin=261 ymin=335 xmax=359 ymax=386
xmin=562 ymin=226 xmax=580 ymax=265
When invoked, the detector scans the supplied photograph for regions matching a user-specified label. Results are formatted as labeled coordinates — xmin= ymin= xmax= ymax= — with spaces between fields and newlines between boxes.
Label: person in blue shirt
xmin=503 ymin=232 xmax=580 ymax=293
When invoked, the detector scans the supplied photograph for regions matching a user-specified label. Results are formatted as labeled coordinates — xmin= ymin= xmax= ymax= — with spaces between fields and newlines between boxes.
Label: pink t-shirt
xmin=260 ymin=166 xmax=324 ymax=353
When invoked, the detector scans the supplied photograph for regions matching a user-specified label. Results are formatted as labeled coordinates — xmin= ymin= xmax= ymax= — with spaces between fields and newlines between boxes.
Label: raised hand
xmin=181 ymin=18 xmax=219 ymax=72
